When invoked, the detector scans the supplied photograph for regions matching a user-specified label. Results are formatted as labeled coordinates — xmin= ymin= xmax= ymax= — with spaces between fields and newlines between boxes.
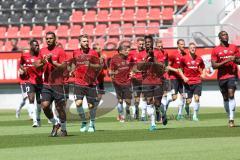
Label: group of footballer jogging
xmin=16 ymin=30 xmax=240 ymax=136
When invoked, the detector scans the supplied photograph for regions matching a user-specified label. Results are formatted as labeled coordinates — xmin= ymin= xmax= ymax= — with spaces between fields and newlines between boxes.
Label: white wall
xmin=219 ymin=5 xmax=240 ymax=43
xmin=175 ymin=0 xmax=226 ymax=46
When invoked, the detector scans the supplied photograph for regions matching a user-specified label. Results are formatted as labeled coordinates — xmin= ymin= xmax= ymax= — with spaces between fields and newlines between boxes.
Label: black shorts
xmin=74 ymin=84 xmax=97 ymax=104
xmin=218 ymin=77 xmax=238 ymax=94
xmin=97 ymin=82 xmax=105 ymax=95
xmin=163 ymin=78 xmax=171 ymax=92
xmin=113 ymin=83 xmax=132 ymax=100
xmin=20 ymin=83 xmax=28 ymax=98
xmin=142 ymin=84 xmax=163 ymax=99
xmin=131 ymin=79 xmax=142 ymax=97
xmin=184 ymin=83 xmax=202 ymax=99
xmin=41 ymin=85 xmax=65 ymax=103
xmin=63 ymin=84 xmax=69 ymax=99
xmin=170 ymin=79 xmax=184 ymax=94
xmin=25 ymin=83 xmax=43 ymax=103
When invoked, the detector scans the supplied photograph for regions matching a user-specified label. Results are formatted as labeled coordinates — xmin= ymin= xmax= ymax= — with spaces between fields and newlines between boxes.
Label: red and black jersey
xmin=127 ymin=49 xmax=147 ymax=80
xmin=73 ymin=49 xmax=101 ymax=86
xmin=20 ymin=52 xmax=43 ymax=84
xmin=181 ymin=53 xmax=205 ymax=85
xmin=211 ymin=44 xmax=239 ymax=80
xmin=110 ymin=54 xmax=132 ymax=86
xmin=39 ymin=46 xmax=67 ymax=85
xmin=142 ymin=50 xmax=165 ymax=85
xmin=168 ymin=50 xmax=185 ymax=80
xmin=154 ymin=48 xmax=169 ymax=79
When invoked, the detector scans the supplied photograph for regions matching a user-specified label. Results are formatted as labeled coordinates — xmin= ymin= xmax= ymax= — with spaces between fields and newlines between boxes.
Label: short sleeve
xmin=211 ymin=48 xmax=218 ymax=62
xmin=110 ymin=56 xmax=117 ymax=71
xmin=58 ymin=48 xmax=67 ymax=63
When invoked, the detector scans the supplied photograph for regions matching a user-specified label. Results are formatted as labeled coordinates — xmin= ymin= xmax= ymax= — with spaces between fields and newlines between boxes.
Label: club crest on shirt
xmin=223 ymin=50 xmax=228 ymax=54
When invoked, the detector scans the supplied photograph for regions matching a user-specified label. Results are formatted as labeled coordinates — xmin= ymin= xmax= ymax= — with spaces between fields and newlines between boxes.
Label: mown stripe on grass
xmin=0 ymin=125 xmax=239 ymax=149
xmin=0 ymin=112 xmax=238 ymax=127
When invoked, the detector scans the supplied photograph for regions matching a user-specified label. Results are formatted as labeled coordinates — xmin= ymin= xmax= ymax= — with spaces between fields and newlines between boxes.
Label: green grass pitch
xmin=0 ymin=108 xmax=240 ymax=160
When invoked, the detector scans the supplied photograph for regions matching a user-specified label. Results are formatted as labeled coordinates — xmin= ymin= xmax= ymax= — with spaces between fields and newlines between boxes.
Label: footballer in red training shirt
xmin=19 ymin=39 xmax=43 ymax=127
xmin=153 ymin=39 xmax=169 ymax=123
xmin=166 ymin=39 xmax=188 ymax=120
xmin=137 ymin=35 xmax=166 ymax=130
xmin=70 ymin=34 xmax=103 ymax=133
xmin=128 ymin=37 xmax=146 ymax=120
xmin=92 ymin=42 xmax=107 ymax=102
xmin=211 ymin=31 xmax=240 ymax=127
xmin=16 ymin=54 xmax=32 ymax=119
xmin=110 ymin=44 xmax=132 ymax=122
xmin=181 ymin=42 xmax=206 ymax=121
xmin=37 ymin=31 xmax=68 ymax=137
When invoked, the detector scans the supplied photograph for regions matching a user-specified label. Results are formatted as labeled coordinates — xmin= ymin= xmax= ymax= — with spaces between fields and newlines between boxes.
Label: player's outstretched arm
xmin=234 ymin=56 xmax=240 ymax=65
xmin=178 ymin=69 xmax=189 ymax=83
xmin=166 ymin=65 xmax=179 ymax=73
xmin=200 ymin=68 xmax=206 ymax=79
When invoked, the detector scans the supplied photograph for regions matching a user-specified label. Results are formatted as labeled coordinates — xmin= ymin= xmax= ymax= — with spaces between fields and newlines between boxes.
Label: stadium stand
xmin=0 ymin=0 xmax=202 ymax=51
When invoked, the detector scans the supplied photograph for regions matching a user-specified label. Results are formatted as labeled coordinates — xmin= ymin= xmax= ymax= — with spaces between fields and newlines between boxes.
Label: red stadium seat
xmin=108 ymin=23 xmax=120 ymax=36
xmin=135 ymin=8 xmax=148 ymax=21
xmin=122 ymin=9 xmax=135 ymax=21
xmin=109 ymin=9 xmax=122 ymax=21
xmin=124 ymin=0 xmax=136 ymax=7
xmin=111 ymin=0 xmax=123 ymax=8
xmin=81 ymin=24 xmax=94 ymax=36
xmin=134 ymin=22 xmax=146 ymax=35
xmin=148 ymin=8 xmax=161 ymax=20
xmin=123 ymin=0 xmax=136 ymax=7
xmin=162 ymin=7 xmax=174 ymax=20
xmin=67 ymin=39 xmax=79 ymax=50
xmin=69 ymin=25 xmax=81 ymax=37
xmin=162 ymin=0 xmax=174 ymax=6
xmin=0 ymin=27 xmax=7 ymax=38
xmin=105 ymin=37 xmax=119 ymax=50
xmin=19 ymin=26 xmax=31 ymax=38
xmin=107 ymin=37 xmax=119 ymax=44
xmin=70 ymin=11 xmax=83 ymax=23
xmin=98 ymin=0 xmax=111 ymax=8
xmin=96 ymin=10 xmax=109 ymax=22
xmin=136 ymin=0 xmax=148 ymax=7
xmin=149 ymin=0 xmax=161 ymax=6
xmin=175 ymin=0 xmax=187 ymax=6
xmin=57 ymin=38 xmax=67 ymax=48
xmin=83 ymin=10 xmax=96 ymax=22
xmin=6 ymin=26 xmax=19 ymax=38
xmin=93 ymin=38 xmax=105 ymax=48
xmin=95 ymin=24 xmax=107 ymax=36
xmin=121 ymin=23 xmax=133 ymax=35
xmin=162 ymin=32 xmax=174 ymax=47
xmin=147 ymin=22 xmax=159 ymax=34
xmin=56 ymin=25 xmax=69 ymax=37
xmin=4 ymin=41 xmax=12 ymax=52
xmin=18 ymin=40 xmax=29 ymax=49
xmin=44 ymin=25 xmax=57 ymax=34
xmin=32 ymin=26 xmax=43 ymax=38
